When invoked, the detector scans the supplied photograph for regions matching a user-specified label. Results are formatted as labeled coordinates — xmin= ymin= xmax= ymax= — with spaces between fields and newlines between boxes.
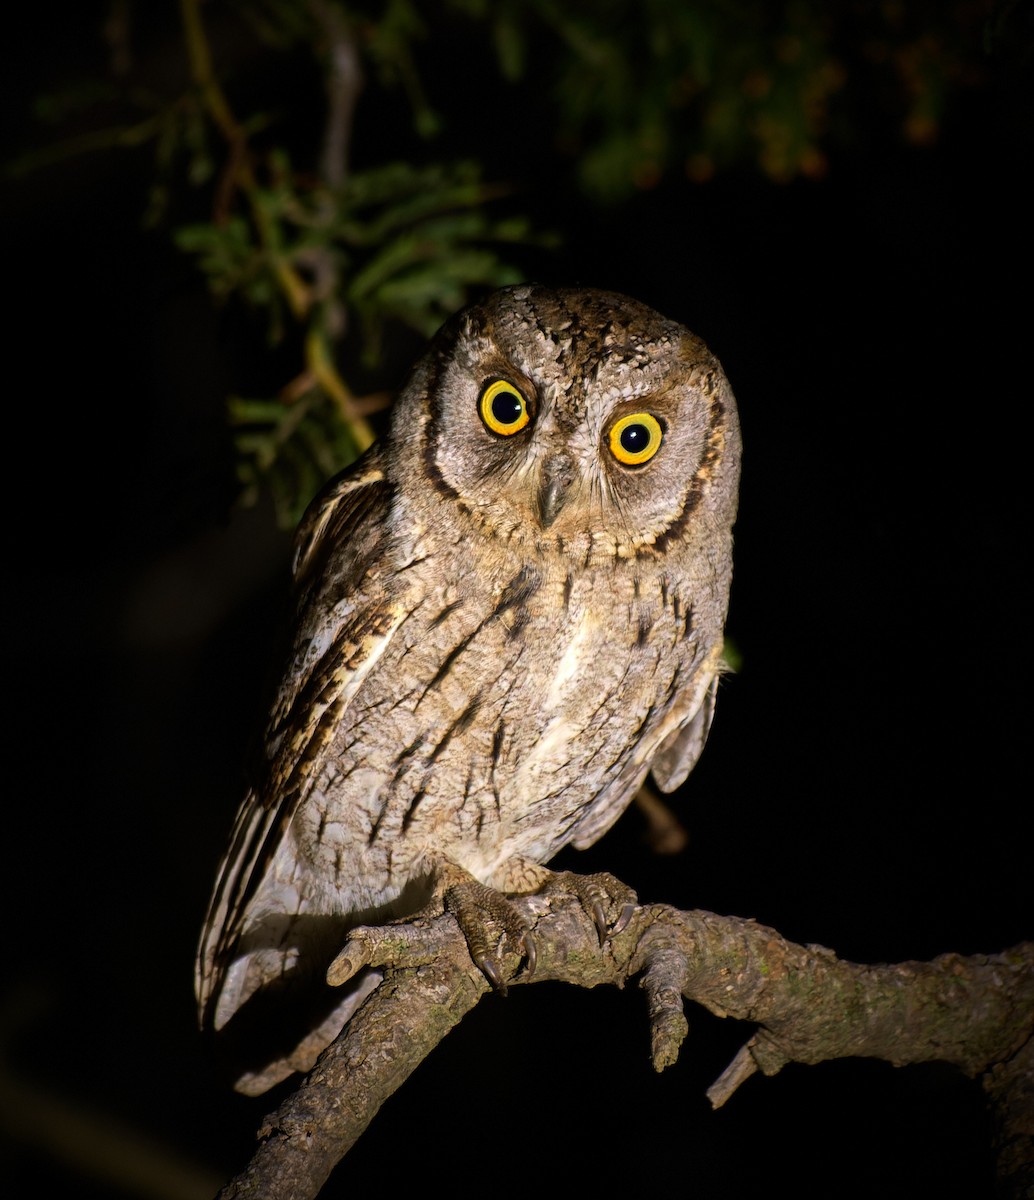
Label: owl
xmin=196 ymin=285 xmax=741 ymax=1094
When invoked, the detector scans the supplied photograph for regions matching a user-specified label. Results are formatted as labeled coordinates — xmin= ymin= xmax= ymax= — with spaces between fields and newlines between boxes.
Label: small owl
xmin=196 ymin=285 xmax=741 ymax=1093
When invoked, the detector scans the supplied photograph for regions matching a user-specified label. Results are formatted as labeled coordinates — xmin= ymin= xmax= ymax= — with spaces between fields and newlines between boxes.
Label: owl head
xmin=391 ymin=285 xmax=741 ymax=562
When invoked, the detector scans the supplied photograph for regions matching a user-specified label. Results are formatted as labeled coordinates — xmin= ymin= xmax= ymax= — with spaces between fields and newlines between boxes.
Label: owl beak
xmin=536 ymin=454 xmax=574 ymax=529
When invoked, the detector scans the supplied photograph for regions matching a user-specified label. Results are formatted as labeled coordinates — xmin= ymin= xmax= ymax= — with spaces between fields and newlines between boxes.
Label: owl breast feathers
xmin=196 ymin=284 xmax=741 ymax=1093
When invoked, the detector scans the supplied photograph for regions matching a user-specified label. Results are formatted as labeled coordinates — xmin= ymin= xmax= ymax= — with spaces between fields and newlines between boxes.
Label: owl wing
xmin=195 ymin=450 xmax=403 ymax=1030
xmin=569 ymin=664 xmax=720 ymax=852
xmin=648 ymin=671 xmax=719 ymax=793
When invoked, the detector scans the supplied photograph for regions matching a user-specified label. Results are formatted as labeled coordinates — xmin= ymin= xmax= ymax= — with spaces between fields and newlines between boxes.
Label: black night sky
xmin=2 ymin=5 xmax=1031 ymax=1197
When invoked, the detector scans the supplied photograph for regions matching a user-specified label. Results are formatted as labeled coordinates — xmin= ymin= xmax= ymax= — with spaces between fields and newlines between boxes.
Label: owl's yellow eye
xmin=479 ymin=379 xmax=530 ymax=436
xmin=609 ymin=412 xmax=664 ymax=465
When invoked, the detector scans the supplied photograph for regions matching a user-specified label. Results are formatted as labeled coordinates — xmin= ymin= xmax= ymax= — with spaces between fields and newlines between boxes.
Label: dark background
xmin=2 ymin=5 xmax=1031 ymax=1197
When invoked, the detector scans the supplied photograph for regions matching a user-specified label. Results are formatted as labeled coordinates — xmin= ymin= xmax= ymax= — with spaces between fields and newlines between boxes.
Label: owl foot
xmin=441 ymin=869 xmax=536 ymax=996
xmin=541 ymin=870 xmax=637 ymax=945
xmin=327 ymin=864 xmax=536 ymax=995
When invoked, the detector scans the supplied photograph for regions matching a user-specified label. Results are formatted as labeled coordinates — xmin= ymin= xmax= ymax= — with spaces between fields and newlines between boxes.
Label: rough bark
xmin=217 ymin=892 xmax=1034 ymax=1200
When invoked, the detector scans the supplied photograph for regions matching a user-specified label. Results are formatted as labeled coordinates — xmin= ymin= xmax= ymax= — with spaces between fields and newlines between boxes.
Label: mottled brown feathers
xmin=196 ymin=284 xmax=740 ymax=1092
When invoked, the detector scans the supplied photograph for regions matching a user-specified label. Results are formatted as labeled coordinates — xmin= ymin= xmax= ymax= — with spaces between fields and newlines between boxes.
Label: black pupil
xmin=620 ymin=423 xmax=650 ymax=453
xmin=492 ymin=390 xmax=523 ymax=426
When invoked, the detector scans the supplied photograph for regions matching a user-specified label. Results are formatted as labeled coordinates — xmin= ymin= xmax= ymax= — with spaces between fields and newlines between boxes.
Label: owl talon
xmin=543 ymin=870 xmax=638 ymax=943
xmin=477 ymin=955 xmax=506 ymax=994
xmin=591 ymin=899 xmax=634 ymax=943
xmin=521 ymin=930 xmax=538 ymax=977
xmin=591 ymin=901 xmax=609 ymax=945
xmin=610 ymin=903 xmax=636 ymax=939
xmin=440 ymin=865 xmax=536 ymax=994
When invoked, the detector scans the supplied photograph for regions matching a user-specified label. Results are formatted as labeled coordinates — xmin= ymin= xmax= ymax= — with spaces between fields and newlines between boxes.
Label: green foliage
xmin=328 ymin=160 xmax=533 ymax=352
xmin=473 ymin=0 xmax=990 ymax=194
xmin=148 ymin=0 xmax=551 ymax=525
xmin=180 ymin=155 xmax=538 ymax=525
xmin=228 ymin=390 xmax=362 ymax=526
xmin=11 ymin=0 xmax=996 ymax=524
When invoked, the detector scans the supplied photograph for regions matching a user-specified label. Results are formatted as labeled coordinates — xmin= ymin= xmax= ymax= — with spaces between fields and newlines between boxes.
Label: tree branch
xmin=217 ymin=892 xmax=1034 ymax=1199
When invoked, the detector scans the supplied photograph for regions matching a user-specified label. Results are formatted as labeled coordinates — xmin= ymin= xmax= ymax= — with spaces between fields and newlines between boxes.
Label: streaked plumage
xmin=196 ymin=285 xmax=741 ymax=1093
